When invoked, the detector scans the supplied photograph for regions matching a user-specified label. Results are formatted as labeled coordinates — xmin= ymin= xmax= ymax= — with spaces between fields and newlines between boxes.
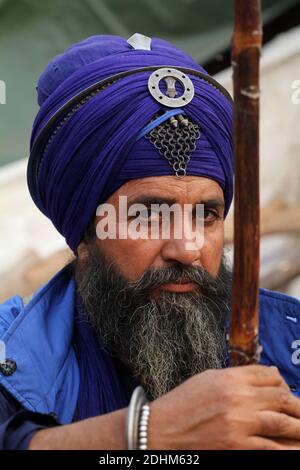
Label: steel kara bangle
xmin=126 ymin=386 xmax=150 ymax=450
xmin=138 ymin=403 xmax=151 ymax=450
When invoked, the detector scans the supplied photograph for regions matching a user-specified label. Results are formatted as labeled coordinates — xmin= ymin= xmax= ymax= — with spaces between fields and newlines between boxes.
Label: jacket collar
xmin=0 ymin=265 xmax=79 ymax=424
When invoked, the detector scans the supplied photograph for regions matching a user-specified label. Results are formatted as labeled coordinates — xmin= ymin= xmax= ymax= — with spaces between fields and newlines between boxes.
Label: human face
xmin=81 ymin=175 xmax=225 ymax=294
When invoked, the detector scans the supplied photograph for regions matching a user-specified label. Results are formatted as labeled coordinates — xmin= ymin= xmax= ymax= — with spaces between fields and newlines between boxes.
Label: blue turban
xmin=28 ymin=35 xmax=233 ymax=252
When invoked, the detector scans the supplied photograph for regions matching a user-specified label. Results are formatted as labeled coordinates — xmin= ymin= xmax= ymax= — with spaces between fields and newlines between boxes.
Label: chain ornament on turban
xmin=28 ymin=34 xmax=233 ymax=252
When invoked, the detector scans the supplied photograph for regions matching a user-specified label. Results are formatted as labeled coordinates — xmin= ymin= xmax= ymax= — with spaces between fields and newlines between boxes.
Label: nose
xmin=160 ymin=235 xmax=202 ymax=266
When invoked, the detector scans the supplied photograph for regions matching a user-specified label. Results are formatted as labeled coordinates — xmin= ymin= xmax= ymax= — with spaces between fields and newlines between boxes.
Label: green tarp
xmin=0 ymin=0 xmax=298 ymax=166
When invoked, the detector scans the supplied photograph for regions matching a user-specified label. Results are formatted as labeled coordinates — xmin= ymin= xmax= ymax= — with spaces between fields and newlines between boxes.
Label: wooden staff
xmin=229 ymin=0 xmax=263 ymax=366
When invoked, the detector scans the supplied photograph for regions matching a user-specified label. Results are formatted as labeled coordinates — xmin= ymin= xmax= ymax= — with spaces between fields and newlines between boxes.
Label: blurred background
xmin=0 ymin=0 xmax=299 ymax=302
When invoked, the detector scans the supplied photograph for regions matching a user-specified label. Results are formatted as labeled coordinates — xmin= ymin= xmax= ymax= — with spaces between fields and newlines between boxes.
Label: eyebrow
xmin=126 ymin=196 xmax=225 ymax=209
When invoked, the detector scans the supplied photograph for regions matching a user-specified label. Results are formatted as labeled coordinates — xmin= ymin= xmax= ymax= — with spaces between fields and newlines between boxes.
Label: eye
xmin=202 ymin=208 xmax=222 ymax=223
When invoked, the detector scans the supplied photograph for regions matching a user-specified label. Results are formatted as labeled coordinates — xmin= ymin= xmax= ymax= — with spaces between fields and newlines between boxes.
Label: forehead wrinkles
xmin=108 ymin=177 xmax=223 ymax=206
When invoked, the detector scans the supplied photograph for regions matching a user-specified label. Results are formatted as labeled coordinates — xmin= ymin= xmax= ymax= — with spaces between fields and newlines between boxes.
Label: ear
xmin=77 ymin=242 xmax=89 ymax=261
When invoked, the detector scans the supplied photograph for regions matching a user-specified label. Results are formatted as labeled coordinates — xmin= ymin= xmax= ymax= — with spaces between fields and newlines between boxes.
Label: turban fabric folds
xmin=28 ymin=35 xmax=233 ymax=251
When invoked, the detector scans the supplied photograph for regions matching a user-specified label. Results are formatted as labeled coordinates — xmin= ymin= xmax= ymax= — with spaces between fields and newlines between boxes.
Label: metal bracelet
xmin=138 ymin=403 xmax=151 ymax=450
xmin=126 ymin=386 xmax=148 ymax=450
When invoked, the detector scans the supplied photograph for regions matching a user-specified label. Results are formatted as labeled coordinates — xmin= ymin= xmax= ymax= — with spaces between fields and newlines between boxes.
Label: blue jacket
xmin=0 ymin=266 xmax=299 ymax=425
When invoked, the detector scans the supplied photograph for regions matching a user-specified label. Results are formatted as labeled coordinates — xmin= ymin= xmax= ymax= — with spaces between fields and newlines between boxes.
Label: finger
xmin=257 ymin=411 xmax=300 ymax=441
xmin=253 ymin=386 xmax=300 ymax=418
xmin=234 ymin=365 xmax=288 ymax=388
xmin=247 ymin=436 xmax=300 ymax=450
xmin=272 ymin=438 xmax=300 ymax=448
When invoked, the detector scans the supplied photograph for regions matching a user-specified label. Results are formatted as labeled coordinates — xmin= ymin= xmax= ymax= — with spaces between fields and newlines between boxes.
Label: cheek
xmin=200 ymin=224 xmax=224 ymax=277
xmin=95 ymin=237 xmax=161 ymax=281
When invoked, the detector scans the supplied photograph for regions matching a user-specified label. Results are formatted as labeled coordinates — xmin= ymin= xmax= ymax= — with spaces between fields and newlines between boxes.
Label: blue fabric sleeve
xmin=0 ymin=386 xmax=58 ymax=450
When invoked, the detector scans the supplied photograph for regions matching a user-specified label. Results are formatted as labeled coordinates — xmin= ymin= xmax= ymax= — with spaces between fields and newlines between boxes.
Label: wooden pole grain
xmin=229 ymin=0 xmax=263 ymax=366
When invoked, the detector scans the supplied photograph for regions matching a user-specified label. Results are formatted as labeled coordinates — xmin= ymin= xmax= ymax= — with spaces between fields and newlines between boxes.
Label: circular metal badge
xmin=148 ymin=67 xmax=194 ymax=108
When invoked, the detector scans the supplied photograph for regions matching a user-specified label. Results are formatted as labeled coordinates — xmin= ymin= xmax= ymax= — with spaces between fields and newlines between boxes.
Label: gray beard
xmin=74 ymin=245 xmax=232 ymax=400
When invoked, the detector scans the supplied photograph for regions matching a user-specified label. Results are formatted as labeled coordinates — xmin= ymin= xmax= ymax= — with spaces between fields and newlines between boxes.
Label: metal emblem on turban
xmin=145 ymin=67 xmax=199 ymax=177
xmin=148 ymin=68 xmax=194 ymax=107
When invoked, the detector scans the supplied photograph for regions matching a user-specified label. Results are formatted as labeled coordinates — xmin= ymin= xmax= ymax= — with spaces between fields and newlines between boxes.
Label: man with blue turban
xmin=0 ymin=34 xmax=300 ymax=450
